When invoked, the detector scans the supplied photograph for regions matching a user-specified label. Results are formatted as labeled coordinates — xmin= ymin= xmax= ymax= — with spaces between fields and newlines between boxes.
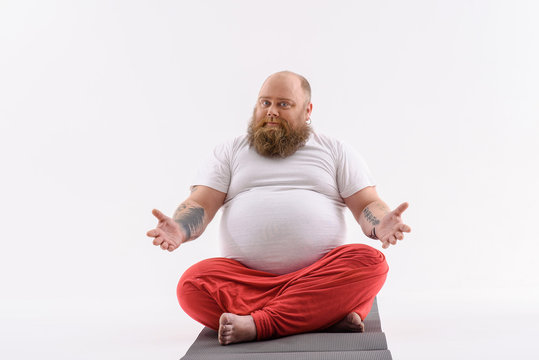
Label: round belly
xmin=219 ymin=189 xmax=346 ymax=274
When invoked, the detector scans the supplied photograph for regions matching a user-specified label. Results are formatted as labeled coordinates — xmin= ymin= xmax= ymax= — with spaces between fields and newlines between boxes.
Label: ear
xmin=305 ymin=103 xmax=313 ymax=119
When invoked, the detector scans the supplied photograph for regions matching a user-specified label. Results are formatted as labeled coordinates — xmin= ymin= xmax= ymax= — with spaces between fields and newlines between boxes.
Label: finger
xmin=153 ymin=236 xmax=164 ymax=246
xmin=146 ymin=228 xmax=161 ymax=237
xmin=381 ymin=239 xmax=389 ymax=249
xmin=152 ymin=208 xmax=168 ymax=221
xmin=395 ymin=231 xmax=404 ymax=240
xmin=392 ymin=202 xmax=409 ymax=217
xmin=400 ymin=224 xmax=412 ymax=233
xmin=160 ymin=242 xmax=169 ymax=250
xmin=388 ymin=234 xmax=397 ymax=245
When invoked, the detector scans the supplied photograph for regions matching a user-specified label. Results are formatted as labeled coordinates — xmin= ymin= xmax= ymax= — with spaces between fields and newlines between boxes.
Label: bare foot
xmin=326 ymin=312 xmax=365 ymax=333
xmin=218 ymin=313 xmax=257 ymax=345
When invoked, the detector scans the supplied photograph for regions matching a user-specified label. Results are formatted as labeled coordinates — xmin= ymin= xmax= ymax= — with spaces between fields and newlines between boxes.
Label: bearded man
xmin=146 ymin=71 xmax=411 ymax=345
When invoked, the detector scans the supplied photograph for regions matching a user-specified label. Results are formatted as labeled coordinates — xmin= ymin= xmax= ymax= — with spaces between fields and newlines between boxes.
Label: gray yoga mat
xmin=180 ymin=298 xmax=392 ymax=360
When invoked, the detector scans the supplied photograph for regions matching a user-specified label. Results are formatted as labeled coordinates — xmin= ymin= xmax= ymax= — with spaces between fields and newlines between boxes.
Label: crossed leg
xmin=177 ymin=243 xmax=388 ymax=345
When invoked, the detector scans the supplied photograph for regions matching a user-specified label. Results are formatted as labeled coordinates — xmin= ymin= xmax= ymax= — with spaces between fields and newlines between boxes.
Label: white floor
xmin=2 ymin=289 xmax=538 ymax=360
xmin=379 ymin=290 xmax=539 ymax=359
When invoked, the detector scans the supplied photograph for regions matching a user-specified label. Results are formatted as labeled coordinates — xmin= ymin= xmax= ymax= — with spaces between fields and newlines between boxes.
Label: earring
xmin=306 ymin=117 xmax=312 ymax=125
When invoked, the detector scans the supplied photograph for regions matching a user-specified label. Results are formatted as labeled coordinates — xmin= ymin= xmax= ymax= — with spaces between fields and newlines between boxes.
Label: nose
xmin=266 ymin=104 xmax=279 ymax=118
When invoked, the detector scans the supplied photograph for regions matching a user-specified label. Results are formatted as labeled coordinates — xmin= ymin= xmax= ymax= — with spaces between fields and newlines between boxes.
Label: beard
xmin=247 ymin=114 xmax=312 ymax=158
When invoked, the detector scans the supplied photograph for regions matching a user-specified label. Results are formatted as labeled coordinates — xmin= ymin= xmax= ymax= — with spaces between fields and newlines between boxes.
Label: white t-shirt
xmin=194 ymin=132 xmax=375 ymax=274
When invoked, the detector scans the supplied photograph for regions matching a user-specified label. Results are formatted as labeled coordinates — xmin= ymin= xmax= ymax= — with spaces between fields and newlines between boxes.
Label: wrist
xmin=368 ymin=227 xmax=378 ymax=240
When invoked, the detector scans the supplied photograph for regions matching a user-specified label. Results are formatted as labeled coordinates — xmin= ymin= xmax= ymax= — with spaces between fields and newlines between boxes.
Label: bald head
xmin=260 ymin=71 xmax=311 ymax=106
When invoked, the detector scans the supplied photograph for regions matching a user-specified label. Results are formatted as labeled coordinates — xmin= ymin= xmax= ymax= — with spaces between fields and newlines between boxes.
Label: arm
xmin=173 ymin=185 xmax=226 ymax=242
xmin=343 ymin=186 xmax=411 ymax=249
xmin=146 ymin=185 xmax=226 ymax=252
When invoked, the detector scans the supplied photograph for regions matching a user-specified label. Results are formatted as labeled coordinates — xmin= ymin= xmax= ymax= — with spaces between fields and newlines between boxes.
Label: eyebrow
xmin=258 ymin=96 xmax=296 ymax=103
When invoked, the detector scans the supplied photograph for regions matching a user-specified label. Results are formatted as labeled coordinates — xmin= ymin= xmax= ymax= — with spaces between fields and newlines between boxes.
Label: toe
xmin=347 ymin=312 xmax=365 ymax=332
xmin=218 ymin=333 xmax=229 ymax=346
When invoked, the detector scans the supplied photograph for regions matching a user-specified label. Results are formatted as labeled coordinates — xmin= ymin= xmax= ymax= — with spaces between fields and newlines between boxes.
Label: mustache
xmin=261 ymin=117 xmax=289 ymax=127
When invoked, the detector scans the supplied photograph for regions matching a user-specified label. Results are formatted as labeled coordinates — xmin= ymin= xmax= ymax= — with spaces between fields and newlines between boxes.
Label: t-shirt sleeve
xmin=336 ymin=140 xmax=376 ymax=198
xmin=191 ymin=141 xmax=231 ymax=194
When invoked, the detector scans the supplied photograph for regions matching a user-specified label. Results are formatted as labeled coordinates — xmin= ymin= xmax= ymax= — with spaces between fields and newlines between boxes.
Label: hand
xmin=376 ymin=202 xmax=411 ymax=249
xmin=146 ymin=209 xmax=185 ymax=252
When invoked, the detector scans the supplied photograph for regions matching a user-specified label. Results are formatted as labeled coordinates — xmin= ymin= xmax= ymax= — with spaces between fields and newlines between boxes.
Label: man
xmin=146 ymin=71 xmax=411 ymax=345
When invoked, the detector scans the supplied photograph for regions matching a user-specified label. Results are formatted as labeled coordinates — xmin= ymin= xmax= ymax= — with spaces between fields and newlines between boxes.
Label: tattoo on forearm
xmin=363 ymin=207 xmax=380 ymax=226
xmin=173 ymin=203 xmax=205 ymax=240
xmin=368 ymin=227 xmax=378 ymax=240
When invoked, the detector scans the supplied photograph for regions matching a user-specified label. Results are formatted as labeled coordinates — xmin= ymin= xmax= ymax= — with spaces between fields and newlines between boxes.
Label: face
xmin=248 ymin=73 xmax=313 ymax=158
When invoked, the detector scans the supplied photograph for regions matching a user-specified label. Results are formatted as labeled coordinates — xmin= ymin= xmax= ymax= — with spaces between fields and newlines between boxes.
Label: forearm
xmin=172 ymin=200 xmax=208 ymax=243
xmin=358 ymin=200 xmax=390 ymax=239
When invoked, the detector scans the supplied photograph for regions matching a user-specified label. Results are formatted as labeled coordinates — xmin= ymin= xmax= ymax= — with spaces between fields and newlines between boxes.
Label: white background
xmin=1 ymin=1 xmax=538 ymax=359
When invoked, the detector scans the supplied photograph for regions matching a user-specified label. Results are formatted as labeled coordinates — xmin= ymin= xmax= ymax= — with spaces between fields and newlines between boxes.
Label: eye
xmin=279 ymin=102 xmax=290 ymax=107
xmin=260 ymin=100 xmax=270 ymax=107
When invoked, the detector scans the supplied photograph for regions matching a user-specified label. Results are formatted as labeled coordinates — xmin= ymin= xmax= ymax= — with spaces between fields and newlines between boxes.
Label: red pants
xmin=177 ymin=243 xmax=388 ymax=340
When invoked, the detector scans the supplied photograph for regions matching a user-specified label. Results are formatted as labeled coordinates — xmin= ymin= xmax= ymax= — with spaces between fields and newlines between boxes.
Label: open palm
xmin=146 ymin=209 xmax=185 ymax=252
xmin=376 ymin=202 xmax=411 ymax=249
